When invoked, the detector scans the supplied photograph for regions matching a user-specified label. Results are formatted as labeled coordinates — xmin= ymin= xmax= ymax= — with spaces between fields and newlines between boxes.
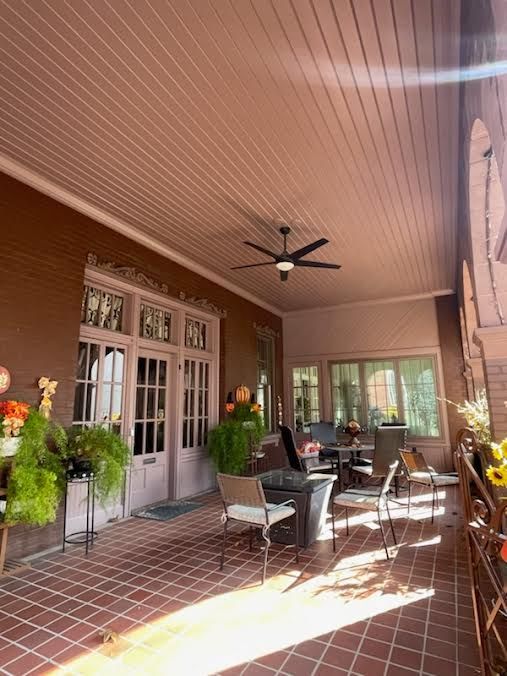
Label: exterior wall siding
xmin=0 ymin=171 xmax=283 ymax=559
xmin=458 ymin=0 xmax=507 ymax=441
xmin=435 ymin=295 xmax=468 ymax=445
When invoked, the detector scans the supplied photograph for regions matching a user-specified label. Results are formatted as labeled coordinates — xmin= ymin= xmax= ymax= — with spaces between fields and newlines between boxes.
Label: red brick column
xmin=474 ymin=327 xmax=507 ymax=440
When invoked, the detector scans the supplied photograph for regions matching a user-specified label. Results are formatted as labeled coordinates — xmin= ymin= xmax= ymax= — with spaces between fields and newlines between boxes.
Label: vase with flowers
xmin=0 ymin=400 xmax=30 ymax=457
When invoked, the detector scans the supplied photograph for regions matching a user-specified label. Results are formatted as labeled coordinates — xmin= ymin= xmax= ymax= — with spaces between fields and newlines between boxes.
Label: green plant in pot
xmin=1 ymin=410 xmax=68 ymax=527
xmin=208 ymin=401 xmax=265 ymax=475
xmin=66 ymin=426 xmax=130 ymax=505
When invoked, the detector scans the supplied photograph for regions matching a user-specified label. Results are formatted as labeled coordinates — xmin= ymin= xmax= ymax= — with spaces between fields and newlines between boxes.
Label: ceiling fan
xmin=231 ymin=224 xmax=341 ymax=282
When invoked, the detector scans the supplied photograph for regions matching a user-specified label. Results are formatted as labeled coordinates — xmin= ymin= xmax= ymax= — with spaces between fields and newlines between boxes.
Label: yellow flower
xmin=486 ymin=463 xmax=507 ymax=487
xmin=491 ymin=439 xmax=507 ymax=461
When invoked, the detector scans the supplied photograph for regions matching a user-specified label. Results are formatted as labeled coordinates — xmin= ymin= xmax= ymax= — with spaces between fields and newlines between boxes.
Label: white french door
xmin=130 ymin=351 xmax=173 ymax=510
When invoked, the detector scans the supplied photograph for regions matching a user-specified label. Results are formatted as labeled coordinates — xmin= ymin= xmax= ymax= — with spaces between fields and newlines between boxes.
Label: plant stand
xmin=0 ymin=523 xmax=31 ymax=577
xmin=62 ymin=471 xmax=97 ymax=556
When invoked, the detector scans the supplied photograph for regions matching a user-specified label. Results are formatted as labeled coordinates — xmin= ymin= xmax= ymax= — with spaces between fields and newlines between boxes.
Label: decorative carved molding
xmin=254 ymin=322 xmax=280 ymax=338
xmin=87 ymin=253 xmax=169 ymax=294
xmin=178 ymin=292 xmax=227 ymax=318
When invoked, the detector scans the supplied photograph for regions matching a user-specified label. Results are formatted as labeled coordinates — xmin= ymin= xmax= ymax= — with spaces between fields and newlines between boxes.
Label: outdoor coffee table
xmin=257 ymin=469 xmax=336 ymax=548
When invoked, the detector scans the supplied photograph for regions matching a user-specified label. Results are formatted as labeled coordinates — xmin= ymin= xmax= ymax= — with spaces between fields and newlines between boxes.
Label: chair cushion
xmin=353 ymin=465 xmax=373 ymax=476
xmin=410 ymin=471 xmax=460 ymax=486
xmin=333 ymin=490 xmax=380 ymax=509
xmin=226 ymin=502 xmax=295 ymax=525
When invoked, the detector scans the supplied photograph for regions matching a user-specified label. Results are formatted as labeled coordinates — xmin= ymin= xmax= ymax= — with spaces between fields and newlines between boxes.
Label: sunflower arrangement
xmin=487 ymin=439 xmax=507 ymax=487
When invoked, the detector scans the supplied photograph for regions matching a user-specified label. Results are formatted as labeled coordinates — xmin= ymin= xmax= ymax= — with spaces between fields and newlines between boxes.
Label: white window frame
xmin=290 ymin=363 xmax=322 ymax=433
xmin=256 ymin=332 xmax=276 ymax=433
xmin=329 ymin=354 xmax=445 ymax=442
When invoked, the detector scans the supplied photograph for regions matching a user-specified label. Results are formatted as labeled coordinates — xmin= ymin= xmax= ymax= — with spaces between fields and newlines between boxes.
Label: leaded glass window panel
xmin=81 ymin=285 xmax=124 ymax=332
xmin=185 ymin=318 xmax=208 ymax=350
xmin=139 ymin=302 xmax=171 ymax=343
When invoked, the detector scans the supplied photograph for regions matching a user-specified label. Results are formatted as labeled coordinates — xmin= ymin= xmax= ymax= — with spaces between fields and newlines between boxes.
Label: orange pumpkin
xmin=225 ymin=402 xmax=235 ymax=413
xmin=234 ymin=384 xmax=250 ymax=404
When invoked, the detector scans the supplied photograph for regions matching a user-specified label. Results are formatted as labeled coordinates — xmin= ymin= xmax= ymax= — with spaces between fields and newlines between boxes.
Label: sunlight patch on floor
xmin=50 ymin=561 xmax=434 ymax=676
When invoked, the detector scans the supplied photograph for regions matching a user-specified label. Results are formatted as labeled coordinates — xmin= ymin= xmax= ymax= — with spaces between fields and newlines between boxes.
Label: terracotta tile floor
xmin=0 ymin=485 xmax=480 ymax=676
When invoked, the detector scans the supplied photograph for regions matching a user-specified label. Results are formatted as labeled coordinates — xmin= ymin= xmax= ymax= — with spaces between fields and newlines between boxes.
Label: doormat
xmin=134 ymin=501 xmax=202 ymax=522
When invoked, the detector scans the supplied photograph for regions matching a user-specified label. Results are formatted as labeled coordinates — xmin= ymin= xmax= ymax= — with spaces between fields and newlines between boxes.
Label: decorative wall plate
xmin=0 ymin=366 xmax=11 ymax=395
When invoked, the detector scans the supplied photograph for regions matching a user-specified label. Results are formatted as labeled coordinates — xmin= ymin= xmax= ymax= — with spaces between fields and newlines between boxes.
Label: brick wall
xmin=0 ymin=171 xmax=283 ymax=559
xmin=435 ymin=295 xmax=468 ymax=445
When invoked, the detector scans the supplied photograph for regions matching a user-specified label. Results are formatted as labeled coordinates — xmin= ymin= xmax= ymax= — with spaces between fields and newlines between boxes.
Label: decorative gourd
xmin=234 ymin=385 xmax=250 ymax=404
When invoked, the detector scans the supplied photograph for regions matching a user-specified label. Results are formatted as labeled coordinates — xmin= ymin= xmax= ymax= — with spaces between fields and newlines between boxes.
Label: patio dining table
xmin=320 ymin=443 xmax=374 ymax=492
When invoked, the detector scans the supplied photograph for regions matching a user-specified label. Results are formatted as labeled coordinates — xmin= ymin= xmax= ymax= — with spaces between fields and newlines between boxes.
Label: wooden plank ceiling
xmin=0 ymin=0 xmax=461 ymax=313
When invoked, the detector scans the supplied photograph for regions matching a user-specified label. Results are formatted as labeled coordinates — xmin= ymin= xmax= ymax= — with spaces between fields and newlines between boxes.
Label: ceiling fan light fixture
xmin=275 ymin=260 xmax=295 ymax=272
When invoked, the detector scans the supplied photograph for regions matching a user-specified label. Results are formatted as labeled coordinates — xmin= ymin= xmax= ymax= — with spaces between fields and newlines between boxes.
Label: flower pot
xmin=0 ymin=437 xmax=21 ymax=458
xmin=69 ymin=457 xmax=92 ymax=474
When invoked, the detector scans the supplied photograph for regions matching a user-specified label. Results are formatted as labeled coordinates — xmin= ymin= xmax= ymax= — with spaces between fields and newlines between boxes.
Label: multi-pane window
xmin=139 ymin=303 xmax=171 ymax=343
xmin=81 ymin=285 xmax=124 ymax=332
xmin=330 ymin=363 xmax=362 ymax=429
xmin=292 ymin=366 xmax=320 ymax=433
xmin=330 ymin=357 xmax=440 ymax=437
xmin=73 ymin=341 xmax=125 ymax=434
xmin=183 ymin=359 xmax=209 ymax=448
xmin=365 ymin=361 xmax=397 ymax=430
xmin=134 ymin=357 xmax=167 ymax=455
xmin=257 ymin=335 xmax=274 ymax=431
xmin=185 ymin=318 xmax=208 ymax=350
xmin=400 ymin=358 xmax=439 ymax=437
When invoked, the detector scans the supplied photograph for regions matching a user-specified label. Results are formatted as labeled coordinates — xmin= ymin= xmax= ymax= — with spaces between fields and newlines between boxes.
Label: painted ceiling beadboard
xmin=0 ymin=0 xmax=460 ymax=312
xmin=284 ymin=298 xmax=440 ymax=358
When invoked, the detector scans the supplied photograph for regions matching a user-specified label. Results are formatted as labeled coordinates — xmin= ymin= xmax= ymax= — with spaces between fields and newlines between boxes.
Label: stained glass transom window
xmin=139 ymin=303 xmax=171 ymax=343
xmin=81 ymin=285 xmax=124 ymax=332
xmin=185 ymin=318 xmax=207 ymax=351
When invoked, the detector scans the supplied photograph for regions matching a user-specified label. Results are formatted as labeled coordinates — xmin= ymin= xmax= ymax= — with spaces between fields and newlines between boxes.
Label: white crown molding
xmin=283 ymin=290 xmax=455 ymax=318
xmin=0 ymin=153 xmax=283 ymax=318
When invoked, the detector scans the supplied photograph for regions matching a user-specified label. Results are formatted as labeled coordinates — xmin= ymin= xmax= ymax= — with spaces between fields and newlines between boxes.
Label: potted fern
xmin=208 ymin=402 xmax=265 ymax=475
xmin=1 ymin=409 xmax=67 ymax=527
xmin=65 ymin=426 xmax=130 ymax=505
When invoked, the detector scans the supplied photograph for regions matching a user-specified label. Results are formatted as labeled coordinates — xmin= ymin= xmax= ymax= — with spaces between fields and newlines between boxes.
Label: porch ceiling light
xmin=275 ymin=260 xmax=295 ymax=272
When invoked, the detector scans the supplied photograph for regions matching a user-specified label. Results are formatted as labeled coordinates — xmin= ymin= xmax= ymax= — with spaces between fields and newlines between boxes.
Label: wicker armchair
xmin=216 ymin=473 xmax=299 ymax=583
xmin=399 ymin=450 xmax=459 ymax=523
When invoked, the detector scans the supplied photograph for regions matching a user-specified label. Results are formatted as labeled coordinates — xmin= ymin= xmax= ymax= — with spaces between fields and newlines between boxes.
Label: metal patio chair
xmin=216 ymin=473 xmax=299 ymax=583
xmin=331 ymin=461 xmax=399 ymax=559
xmin=399 ymin=449 xmax=459 ymax=523
xmin=351 ymin=426 xmax=407 ymax=496
xmin=279 ymin=424 xmax=336 ymax=474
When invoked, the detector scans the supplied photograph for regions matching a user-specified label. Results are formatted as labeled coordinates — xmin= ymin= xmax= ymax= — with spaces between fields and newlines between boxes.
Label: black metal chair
xmin=279 ymin=425 xmax=335 ymax=474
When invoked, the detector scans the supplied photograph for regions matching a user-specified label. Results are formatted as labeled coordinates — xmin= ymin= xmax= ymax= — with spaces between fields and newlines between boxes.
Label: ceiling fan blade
xmin=294 ymin=260 xmax=341 ymax=269
xmin=290 ymin=238 xmax=329 ymax=260
xmin=243 ymin=241 xmax=279 ymax=259
xmin=230 ymin=262 xmax=275 ymax=270
xmin=280 ymin=269 xmax=289 ymax=282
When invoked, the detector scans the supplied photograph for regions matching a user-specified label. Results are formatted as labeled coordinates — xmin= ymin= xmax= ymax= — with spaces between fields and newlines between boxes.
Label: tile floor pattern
xmin=0 ymin=485 xmax=480 ymax=676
